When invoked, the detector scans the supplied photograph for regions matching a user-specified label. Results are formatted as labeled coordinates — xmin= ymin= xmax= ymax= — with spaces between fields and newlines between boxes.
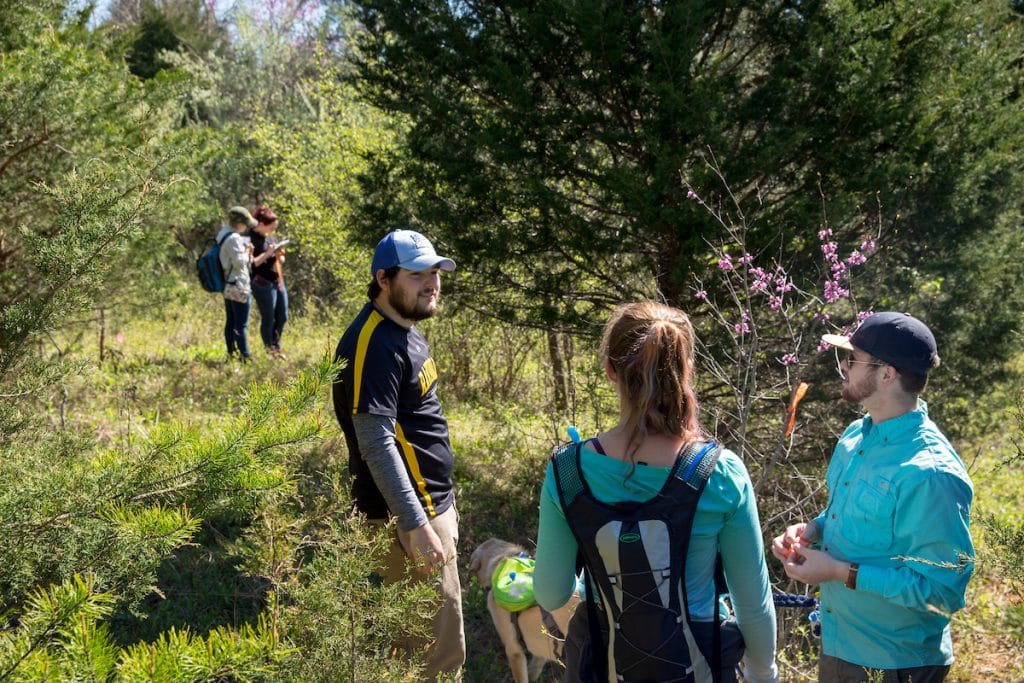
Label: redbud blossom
xmin=823 ymin=280 xmax=849 ymax=303
xmin=734 ymin=311 xmax=750 ymax=335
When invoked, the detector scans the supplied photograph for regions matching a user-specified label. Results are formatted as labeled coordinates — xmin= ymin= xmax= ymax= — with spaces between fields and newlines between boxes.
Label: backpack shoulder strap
xmin=712 ymin=552 xmax=727 ymax=683
xmin=550 ymin=441 xmax=608 ymax=682
xmin=550 ymin=440 xmax=590 ymax=511
xmin=664 ymin=440 xmax=726 ymax=683
xmin=216 ymin=231 xmax=231 ymax=246
xmin=674 ymin=441 xmax=722 ymax=491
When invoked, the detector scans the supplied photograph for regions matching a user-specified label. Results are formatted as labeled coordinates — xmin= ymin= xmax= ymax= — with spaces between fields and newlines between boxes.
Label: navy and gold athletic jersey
xmin=332 ymin=301 xmax=454 ymax=520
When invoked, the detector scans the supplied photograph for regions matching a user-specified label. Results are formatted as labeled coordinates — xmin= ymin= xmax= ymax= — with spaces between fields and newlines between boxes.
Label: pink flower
xmin=813 ymin=311 xmax=831 ymax=322
xmin=823 ymin=280 xmax=849 ymax=303
xmin=717 ymin=255 xmax=733 ymax=271
xmin=860 ymin=237 xmax=877 ymax=254
xmin=774 ymin=276 xmax=794 ymax=293
xmin=768 ymin=295 xmax=783 ymax=311
xmin=856 ymin=309 xmax=874 ymax=323
xmin=115 ymin=332 xmax=125 ymax=344
xmin=694 ymin=289 xmax=708 ymax=301
xmin=687 ymin=189 xmax=698 ymax=200
xmin=749 ymin=267 xmax=773 ymax=295
xmin=818 ymin=228 xmax=833 ymax=241
xmin=846 ymin=250 xmax=867 ymax=266
xmin=733 ymin=311 xmax=750 ymax=335
xmin=780 ymin=353 xmax=798 ymax=366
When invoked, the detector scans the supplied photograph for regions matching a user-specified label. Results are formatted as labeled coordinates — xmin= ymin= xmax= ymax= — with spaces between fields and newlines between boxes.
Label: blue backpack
xmin=196 ymin=232 xmax=229 ymax=293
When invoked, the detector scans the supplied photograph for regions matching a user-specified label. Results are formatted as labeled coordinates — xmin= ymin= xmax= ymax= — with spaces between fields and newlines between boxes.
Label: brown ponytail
xmin=600 ymin=301 xmax=701 ymax=462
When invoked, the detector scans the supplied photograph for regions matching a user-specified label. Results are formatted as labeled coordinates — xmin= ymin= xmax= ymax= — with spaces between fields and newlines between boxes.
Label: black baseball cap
xmin=822 ymin=312 xmax=938 ymax=375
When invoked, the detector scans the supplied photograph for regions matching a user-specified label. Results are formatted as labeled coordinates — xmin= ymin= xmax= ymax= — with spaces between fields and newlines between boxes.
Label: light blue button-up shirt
xmin=813 ymin=400 xmax=974 ymax=668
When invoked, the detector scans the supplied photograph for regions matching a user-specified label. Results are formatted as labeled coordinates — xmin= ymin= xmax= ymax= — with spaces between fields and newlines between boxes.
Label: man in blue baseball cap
xmin=773 ymin=312 xmax=974 ymax=683
xmin=332 ymin=229 xmax=464 ymax=679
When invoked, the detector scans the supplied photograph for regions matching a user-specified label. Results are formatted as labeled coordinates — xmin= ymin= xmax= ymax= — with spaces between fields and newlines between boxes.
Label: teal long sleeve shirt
xmin=813 ymin=400 xmax=974 ymax=668
xmin=535 ymin=443 xmax=778 ymax=683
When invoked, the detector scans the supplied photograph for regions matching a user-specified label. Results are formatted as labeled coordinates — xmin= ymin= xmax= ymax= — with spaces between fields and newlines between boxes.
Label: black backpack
xmin=196 ymin=232 xmax=229 ymax=293
xmin=551 ymin=440 xmax=726 ymax=683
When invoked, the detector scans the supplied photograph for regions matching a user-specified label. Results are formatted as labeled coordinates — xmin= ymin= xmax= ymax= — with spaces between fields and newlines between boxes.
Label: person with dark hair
xmin=216 ymin=206 xmax=256 ymax=363
xmin=772 ymin=312 xmax=974 ymax=683
xmin=332 ymin=229 xmax=463 ymax=680
xmin=534 ymin=301 xmax=778 ymax=683
xmin=249 ymin=206 xmax=289 ymax=359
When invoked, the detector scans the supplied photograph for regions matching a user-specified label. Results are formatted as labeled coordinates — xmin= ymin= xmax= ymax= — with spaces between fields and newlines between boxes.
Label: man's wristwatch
xmin=845 ymin=562 xmax=859 ymax=590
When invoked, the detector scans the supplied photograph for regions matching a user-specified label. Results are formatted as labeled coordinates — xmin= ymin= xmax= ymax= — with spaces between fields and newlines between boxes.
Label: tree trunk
xmin=547 ymin=327 xmax=568 ymax=412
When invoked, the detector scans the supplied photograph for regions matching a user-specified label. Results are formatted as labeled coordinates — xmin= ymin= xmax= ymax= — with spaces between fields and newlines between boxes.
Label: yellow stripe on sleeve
xmin=351 ymin=310 xmax=384 ymax=414
xmin=395 ymin=422 xmax=436 ymax=517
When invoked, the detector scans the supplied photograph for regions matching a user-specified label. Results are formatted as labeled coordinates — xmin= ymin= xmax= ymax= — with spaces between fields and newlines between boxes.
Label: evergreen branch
xmin=0 ymin=579 xmax=93 ymax=680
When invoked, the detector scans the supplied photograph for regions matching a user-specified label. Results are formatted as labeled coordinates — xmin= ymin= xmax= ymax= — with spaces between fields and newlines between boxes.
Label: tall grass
xmin=16 ymin=287 xmax=1024 ymax=681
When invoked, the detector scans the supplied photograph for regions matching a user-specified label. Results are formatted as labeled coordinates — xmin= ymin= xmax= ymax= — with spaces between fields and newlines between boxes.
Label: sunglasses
xmin=834 ymin=348 xmax=887 ymax=378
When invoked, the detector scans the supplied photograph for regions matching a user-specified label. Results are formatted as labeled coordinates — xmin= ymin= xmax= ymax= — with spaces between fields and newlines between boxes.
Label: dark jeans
xmin=224 ymin=297 xmax=251 ymax=358
xmin=252 ymin=280 xmax=288 ymax=349
xmin=819 ymin=654 xmax=950 ymax=683
xmin=562 ymin=603 xmax=744 ymax=682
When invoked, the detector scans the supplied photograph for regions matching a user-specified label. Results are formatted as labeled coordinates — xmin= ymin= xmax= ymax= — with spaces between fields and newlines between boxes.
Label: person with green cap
xmin=215 ymin=206 xmax=257 ymax=363
xmin=772 ymin=312 xmax=974 ymax=683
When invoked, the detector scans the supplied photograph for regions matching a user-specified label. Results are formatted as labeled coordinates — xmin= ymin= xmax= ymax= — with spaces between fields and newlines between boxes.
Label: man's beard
xmin=389 ymin=287 xmax=438 ymax=322
xmin=842 ymin=371 xmax=878 ymax=404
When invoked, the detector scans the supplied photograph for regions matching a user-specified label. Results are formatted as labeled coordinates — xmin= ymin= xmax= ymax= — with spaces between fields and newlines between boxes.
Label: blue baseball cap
xmin=370 ymin=229 xmax=456 ymax=276
xmin=822 ymin=312 xmax=938 ymax=375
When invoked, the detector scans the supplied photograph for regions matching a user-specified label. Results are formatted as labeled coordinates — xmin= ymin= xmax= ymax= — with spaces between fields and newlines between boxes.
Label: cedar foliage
xmin=347 ymin=0 xmax=1024 ymax=425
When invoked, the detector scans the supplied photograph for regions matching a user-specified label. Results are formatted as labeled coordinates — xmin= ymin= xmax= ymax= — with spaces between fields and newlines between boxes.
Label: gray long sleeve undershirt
xmin=351 ymin=412 xmax=429 ymax=532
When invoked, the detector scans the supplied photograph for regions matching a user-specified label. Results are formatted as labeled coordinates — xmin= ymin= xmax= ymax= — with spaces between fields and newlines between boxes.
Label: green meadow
xmin=10 ymin=292 xmax=1017 ymax=681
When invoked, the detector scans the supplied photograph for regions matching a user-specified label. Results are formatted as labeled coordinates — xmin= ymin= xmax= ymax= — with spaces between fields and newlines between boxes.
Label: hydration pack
xmin=491 ymin=554 xmax=537 ymax=612
xmin=551 ymin=440 xmax=723 ymax=683
xmin=196 ymin=232 xmax=229 ymax=293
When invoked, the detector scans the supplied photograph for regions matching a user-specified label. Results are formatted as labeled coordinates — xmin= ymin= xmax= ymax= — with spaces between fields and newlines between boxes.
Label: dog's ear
xmin=468 ymin=549 xmax=482 ymax=578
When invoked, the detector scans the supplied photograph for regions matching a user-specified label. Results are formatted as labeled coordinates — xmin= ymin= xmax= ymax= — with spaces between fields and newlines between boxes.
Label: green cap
xmin=228 ymin=206 xmax=257 ymax=228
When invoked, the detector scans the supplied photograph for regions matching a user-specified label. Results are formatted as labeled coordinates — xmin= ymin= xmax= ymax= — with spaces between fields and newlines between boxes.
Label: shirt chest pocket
xmin=842 ymin=480 xmax=896 ymax=551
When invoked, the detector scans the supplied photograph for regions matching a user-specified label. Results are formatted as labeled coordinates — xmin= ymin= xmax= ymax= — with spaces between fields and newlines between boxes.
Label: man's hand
xmin=770 ymin=521 xmax=819 ymax=565
xmin=777 ymin=545 xmax=849 ymax=585
xmin=398 ymin=522 xmax=445 ymax=573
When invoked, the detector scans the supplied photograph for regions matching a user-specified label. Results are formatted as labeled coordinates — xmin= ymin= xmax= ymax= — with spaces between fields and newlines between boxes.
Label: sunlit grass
xmin=24 ymin=288 xmax=1024 ymax=682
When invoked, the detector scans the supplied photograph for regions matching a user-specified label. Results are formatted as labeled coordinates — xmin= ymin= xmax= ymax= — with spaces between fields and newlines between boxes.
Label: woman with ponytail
xmin=534 ymin=301 xmax=778 ymax=682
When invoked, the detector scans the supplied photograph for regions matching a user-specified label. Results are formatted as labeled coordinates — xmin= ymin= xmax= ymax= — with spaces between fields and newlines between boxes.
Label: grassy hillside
xmin=31 ymin=289 xmax=1024 ymax=682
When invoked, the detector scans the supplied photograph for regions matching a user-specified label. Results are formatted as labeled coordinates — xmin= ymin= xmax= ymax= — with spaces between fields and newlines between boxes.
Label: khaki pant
xmin=818 ymin=654 xmax=950 ymax=683
xmin=373 ymin=504 xmax=465 ymax=681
